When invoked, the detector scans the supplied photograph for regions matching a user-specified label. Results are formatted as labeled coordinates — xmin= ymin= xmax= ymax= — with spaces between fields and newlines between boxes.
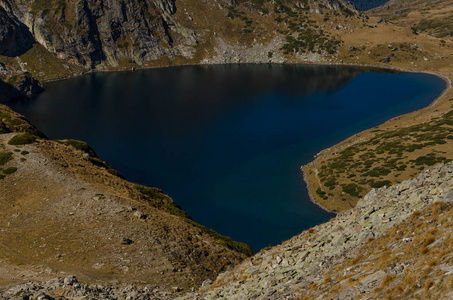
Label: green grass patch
xmin=3 ymin=167 xmax=17 ymax=174
xmin=341 ymin=183 xmax=363 ymax=197
xmin=364 ymin=167 xmax=391 ymax=177
xmin=90 ymin=157 xmax=122 ymax=177
xmin=8 ymin=133 xmax=37 ymax=145
xmin=412 ymin=155 xmax=446 ymax=166
xmin=64 ymin=139 xmax=97 ymax=157
xmin=0 ymin=152 xmax=13 ymax=165
xmin=369 ymin=180 xmax=391 ymax=188
xmin=316 ymin=187 xmax=328 ymax=200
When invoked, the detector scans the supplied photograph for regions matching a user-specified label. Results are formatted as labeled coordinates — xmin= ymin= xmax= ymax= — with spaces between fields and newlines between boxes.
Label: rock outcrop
xmin=1 ymin=276 xmax=173 ymax=299
xmin=1 ymin=0 xmax=177 ymax=68
xmin=0 ymin=0 xmax=359 ymax=73
xmin=0 ymin=73 xmax=43 ymax=102
xmin=0 ymin=6 xmax=33 ymax=56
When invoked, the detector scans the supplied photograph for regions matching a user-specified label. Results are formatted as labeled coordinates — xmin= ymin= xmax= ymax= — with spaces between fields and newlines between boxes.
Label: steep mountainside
xmin=186 ymin=162 xmax=453 ymax=299
xmin=0 ymin=104 xmax=251 ymax=294
xmin=0 ymin=0 xmax=358 ymax=78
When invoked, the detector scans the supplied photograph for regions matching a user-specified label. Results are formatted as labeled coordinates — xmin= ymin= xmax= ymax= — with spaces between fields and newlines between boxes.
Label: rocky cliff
xmin=1 ymin=0 xmax=196 ymax=68
xmin=0 ymin=6 xmax=34 ymax=57
xmin=0 ymin=0 xmax=360 ymax=78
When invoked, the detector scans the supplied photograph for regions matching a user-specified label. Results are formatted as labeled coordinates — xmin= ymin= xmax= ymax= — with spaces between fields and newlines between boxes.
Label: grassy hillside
xmin=0 ymin=104 xmax=252 ymax=291
xmin=302 ymin=1 xmax=453 ymax=212
xmin=370 ymin=0 xmax=453 ymax=38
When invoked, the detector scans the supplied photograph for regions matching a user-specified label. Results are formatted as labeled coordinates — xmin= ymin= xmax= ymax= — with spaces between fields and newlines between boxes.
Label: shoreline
xmin=4 ymin=58 xmax=452 ymax=215
xmin=298 ymin=69 xmax=451 ymax=214
xmin=39 ymin=58 xmax=451 ymax=85
xmin=301 ymin=167 xmax=337 ymax=215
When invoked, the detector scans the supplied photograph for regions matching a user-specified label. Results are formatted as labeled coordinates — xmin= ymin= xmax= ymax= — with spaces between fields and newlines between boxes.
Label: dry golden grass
xmin=381 ymin=274 xmax=395 ymax=288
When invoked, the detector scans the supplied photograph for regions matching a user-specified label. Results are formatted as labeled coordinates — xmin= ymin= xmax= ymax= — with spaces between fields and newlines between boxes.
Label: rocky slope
xmin=186 ymin=162 xmax=453 ymax=299
xmin=3 ymin=161 xmax=451 ymax=299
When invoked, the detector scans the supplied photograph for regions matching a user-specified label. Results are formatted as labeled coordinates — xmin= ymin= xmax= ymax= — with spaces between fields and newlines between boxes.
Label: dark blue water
xmin=10 ymin=64 xmax=446 ymax=252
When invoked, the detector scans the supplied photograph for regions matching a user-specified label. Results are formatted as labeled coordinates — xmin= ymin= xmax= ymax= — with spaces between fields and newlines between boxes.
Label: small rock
xmin=440 ymin=192 xmax=453 ymax=204
xmin=122 ymin=238 xmax=134 ymax=245
xmin=201 ymin=279 xmax=213 ymax=288
xmin=63 ymin=276 xmax=77 ymax=286
xmin=133 ymin=210 xmax=146 ymax=220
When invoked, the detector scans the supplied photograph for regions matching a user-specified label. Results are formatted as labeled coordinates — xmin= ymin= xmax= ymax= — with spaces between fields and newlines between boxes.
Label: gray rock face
xmin=184 ymin=162 xmax=453 ymax=299
xmin=0 ymin=6 xmax=33 ymax=56
xmin=0 ymin=0 xmax=354 ymax=70
xmin=1 ymin=0 xmax=196 ymax=68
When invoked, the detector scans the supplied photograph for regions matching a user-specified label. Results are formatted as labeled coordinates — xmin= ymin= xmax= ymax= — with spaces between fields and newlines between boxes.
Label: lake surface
xmin=10 ymin=64 xmax=446 ymax=252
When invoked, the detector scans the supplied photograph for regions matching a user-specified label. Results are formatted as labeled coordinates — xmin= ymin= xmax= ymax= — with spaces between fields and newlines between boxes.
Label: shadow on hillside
xmin=0 ymin=7 xmax=35 ymax=57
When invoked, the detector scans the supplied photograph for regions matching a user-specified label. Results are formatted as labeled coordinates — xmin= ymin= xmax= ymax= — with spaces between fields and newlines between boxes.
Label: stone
xmin=440 ymin=192 xmax=453 ymax=204
xmin=63 ymin=276 xmax=77 ymax=286
xmin=133 ymin=210 xmax=146 ymax=219
xmin=121 ymin=238 xmax=134 ymax=245
xmin=201 ymin=279 xmax=213 ymax=288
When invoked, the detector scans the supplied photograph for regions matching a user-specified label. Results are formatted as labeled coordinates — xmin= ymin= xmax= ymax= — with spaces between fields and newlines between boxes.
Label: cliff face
xmin=0 ymin=0 xmax=359 ymax=73
xmin=0 ymin=6 xmax=34 ymax=56
xmin=1 ymin=0 xmax=196 ymax=68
